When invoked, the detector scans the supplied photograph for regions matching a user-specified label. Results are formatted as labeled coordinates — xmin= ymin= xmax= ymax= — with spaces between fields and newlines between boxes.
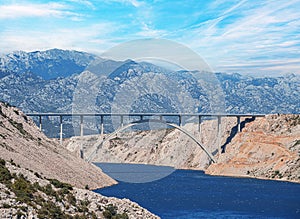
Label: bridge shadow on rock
xmin=221 ymin=117 xmax=256 ymax=153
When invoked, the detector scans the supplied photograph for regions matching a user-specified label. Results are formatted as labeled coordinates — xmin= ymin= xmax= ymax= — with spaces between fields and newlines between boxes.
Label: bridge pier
xmin=198 ymin=115 xmax=202 ymax=133
xmin=80 ymin=115 xmax=84 ymax=137
xmin=100 ymin=115 xmax=104 ymax=137
xmin=59 ymin=115 xmax=63 ymax=145
xmin=120 ymin=115 xmax=124 ymax=127
xmin=217 ymin=116 xmax=222 ymax=156
xmin=39 ymin=115 xmax=42 ymax=131
xmin=237 ymin=116 xmax=241 ymax=132
xmin=179 ymin=115 xmax=182 ymax=127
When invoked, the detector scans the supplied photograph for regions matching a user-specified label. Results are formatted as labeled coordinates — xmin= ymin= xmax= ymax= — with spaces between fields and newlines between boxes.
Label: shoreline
xmin=65 ymin=114 xmax=300 ymax=187
xmin=93 ymin=162 xmax=300 ymax=185
xmin=204 ymin=171 xmax=300 ymax=184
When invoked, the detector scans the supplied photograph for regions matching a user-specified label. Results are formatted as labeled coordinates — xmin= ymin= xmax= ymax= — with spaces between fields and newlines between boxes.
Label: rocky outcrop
xmin=0 ymin=101 xmax=116 ymax=189
xmin=66 ymin=114 xmax=300 ymax=183
xmin=206 ymin=114 xmax=300 ymax=182
xmin=65 ymin=117 xmax=239 ymax=169
xmin=0 ymin=160 xmax=159 ymax=219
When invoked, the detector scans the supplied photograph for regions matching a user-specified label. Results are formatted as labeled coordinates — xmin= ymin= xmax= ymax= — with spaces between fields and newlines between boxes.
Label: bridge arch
xmin=86 ymin=119 xmax=216 ymax=163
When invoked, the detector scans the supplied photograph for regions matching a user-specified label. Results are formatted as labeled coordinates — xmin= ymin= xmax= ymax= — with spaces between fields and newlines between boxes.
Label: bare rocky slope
xmin=0 ymin=101 xmax=114 ymax=190
xmin=66 ymin=115 xmax=300 ymax=183
xmin=66 ymin=117 xmax=241 ymax=169
xmin=0 ymin=160 xmax=158 ymax=218
xmin=0 ymin=101 xmax=159 ymax=218
xmin=206 ymin=114 xmax=300 ymax=182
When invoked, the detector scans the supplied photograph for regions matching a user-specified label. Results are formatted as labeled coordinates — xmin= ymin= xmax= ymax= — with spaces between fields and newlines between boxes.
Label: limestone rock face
xmin=66 ymin=117 xmax=238 ymax=170
xmin=0 ymin=102 xmax=116 ymax=189
xmin=66 ymin=114 xmax=300 ymax=183
xmin=206 ymin=114 xmax=300 ymax=182
xmin=0 ymin=161 xmax=159 ymax=219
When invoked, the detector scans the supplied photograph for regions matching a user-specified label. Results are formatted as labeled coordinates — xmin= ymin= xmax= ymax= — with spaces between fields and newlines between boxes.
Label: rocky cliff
xmin=0 ymin=101 xmax=115 ymax=189
xmin=0 ymin=101 xmax=159 ymax=218
xmin=66 ymin=115 xmax=300 ymax=183
xmin=65 ymin=117 xmax=239 ymax=169
xmin=206 ymin=114 xmax=300 ymax=182
xmin=0 ymin=159 xmax=159 ymax=218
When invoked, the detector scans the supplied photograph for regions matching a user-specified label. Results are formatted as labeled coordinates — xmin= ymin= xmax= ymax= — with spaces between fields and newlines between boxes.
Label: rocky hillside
xmin=0 ymin=49 xmax=299 ymax=140
xmin=65 ymin=117 xmax=240 ymax=169
xmin=0 ymin=49 xmax=96 ymax=80
xmin=0 ymin=101 xmax=115 ymax=189
xmin=0 ymin=101 xmax=160 ymax=218
xmin=216 ymin=73 xmax=300 ymax=114
xmin=206 ymin=114 xmax=300 ymax=182
xmin=66 ymin=115 xmax=300 ymax=183
xmin=0 ymin=49 xmax=299 ymax=138
xmin=0 ymin=159 xmax=159 ymax=218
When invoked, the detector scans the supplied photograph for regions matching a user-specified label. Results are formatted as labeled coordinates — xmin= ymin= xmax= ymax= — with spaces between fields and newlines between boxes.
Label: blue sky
xmin=0 ymin=0 xmax=300 ymax=76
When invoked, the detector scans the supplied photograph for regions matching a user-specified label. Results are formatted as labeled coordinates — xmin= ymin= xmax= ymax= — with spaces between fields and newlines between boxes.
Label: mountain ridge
xmin=0 ymin=49 xmax=97 ymax=80
xmin=0 ymin=49 xmax=299 ymax=138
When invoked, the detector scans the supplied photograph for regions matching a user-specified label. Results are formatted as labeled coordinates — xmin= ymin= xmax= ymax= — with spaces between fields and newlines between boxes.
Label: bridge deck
xmin=27 ymin=113 xmax=265 ymax=151
xmin=26 ymin=113 xmax=267 ymax=161
xmin=27 ymin=113 xmax=266 ymax=117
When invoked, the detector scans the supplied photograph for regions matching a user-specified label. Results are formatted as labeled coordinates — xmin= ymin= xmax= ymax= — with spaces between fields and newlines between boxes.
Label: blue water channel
xmin=94 ymin=163 xmax=300 ymax=218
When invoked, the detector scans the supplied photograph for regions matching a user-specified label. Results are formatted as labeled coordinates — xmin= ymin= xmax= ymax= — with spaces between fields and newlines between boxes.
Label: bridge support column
xmin=100 ymin=115 xmax=104 ymax=137
xmin=120 ymin=115 xmax=124 ymax=127
xmin=80 ymin=149 xmax=84 ymax=159
xmin=179 ymin=115 xmax=182 ymax=127
xmin=198 ymin=116 xmax=202 ymax=133
xmin=59 ymin=116 xmax=63 ymax=145
xmin=39 ymin=116 xmax=42 ymax=131
xmin=237 ymin=116 xmax=241 ymax=132
xmin=217 ymin=116 xmax=222 ymax=156
xmin=80 ymin=115 xmax=84 ymax=137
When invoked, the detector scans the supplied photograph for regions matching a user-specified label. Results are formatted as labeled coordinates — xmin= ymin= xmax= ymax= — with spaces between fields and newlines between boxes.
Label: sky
xmin=0 ymin=0 xmax=300 ymax=76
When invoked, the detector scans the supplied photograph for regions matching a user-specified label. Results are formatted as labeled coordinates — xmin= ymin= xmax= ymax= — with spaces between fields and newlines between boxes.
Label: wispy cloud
xmin=104 ymin=0 xmax=144 ymax=7
xmin=125 ymin=0 xmax=143 ymax=7
xmin=180 ymin=0 xmax=300 ymax=75
xmin=65 ymin=0 xmax=96 ymax=9
xmin=0 ymin=23 xmax=118 ymax=54
xmin=0 ymin=2 xmax=81 ymax=19
xmin=137 ymin=22 xmax=166 ymax=38
xmin=0 ymin=0 xmax=299 ymax=75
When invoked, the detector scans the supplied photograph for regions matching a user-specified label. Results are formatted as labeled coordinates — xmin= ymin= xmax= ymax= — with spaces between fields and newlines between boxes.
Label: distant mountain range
xmin=0 ymin=49 xmax=96 ymax=80
xmin=0 ymin=49 xmax=299 ymax=136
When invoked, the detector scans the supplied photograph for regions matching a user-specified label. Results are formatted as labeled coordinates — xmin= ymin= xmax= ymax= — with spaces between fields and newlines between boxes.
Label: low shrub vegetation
xmin=103 ymin=204 xmax=129 ymax=219
xmin=0 ymin=158 xmax=102 ymax=218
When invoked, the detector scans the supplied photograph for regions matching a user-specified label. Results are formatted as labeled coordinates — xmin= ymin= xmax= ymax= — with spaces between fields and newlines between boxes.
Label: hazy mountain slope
xmin=0 ymin=101 xmax=116 ymax=189
xmin=0 ymin=49 xmax=96 ymax=80
xmin=0 ymin=49 xmax=299 ymax=139
xmin=217 ymin=73 xmax=300 ymax=114
xmin=0 ymin=49 xmax=298 ymax=117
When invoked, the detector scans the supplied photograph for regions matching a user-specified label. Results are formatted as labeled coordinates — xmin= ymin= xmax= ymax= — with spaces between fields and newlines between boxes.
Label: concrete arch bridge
xmin=27 ymin=113 xmax=265 ymax=163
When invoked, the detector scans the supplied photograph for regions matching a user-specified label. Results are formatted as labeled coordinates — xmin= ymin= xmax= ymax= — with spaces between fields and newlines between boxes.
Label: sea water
xmin=94 ymin=163 xmax=300 ymax=218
